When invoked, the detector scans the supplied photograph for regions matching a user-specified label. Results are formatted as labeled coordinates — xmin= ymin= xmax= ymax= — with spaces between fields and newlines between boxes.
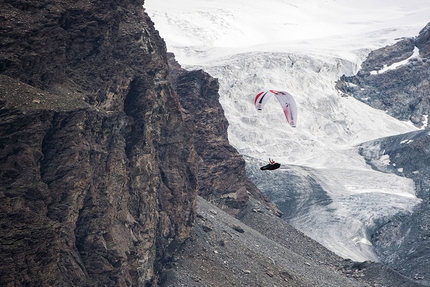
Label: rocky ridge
xmin=337 ymin=22 xmax=430 ymax=128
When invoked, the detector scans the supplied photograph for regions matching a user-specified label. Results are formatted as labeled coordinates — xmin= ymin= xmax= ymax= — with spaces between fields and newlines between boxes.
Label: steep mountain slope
xmin=1 ymin=1 xmax=197 ymax=285
xmin=0 ymin=1 xmax=279 ymax=285
xmin=161 ymin=196 xmax=423 ymax=287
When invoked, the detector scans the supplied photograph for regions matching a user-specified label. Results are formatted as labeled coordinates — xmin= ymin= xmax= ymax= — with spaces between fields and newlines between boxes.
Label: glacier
xmin=145 ymin=0 xmax=430 ymax=262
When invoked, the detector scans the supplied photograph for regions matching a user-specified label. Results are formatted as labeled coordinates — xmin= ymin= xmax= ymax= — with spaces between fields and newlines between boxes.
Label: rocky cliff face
xmin=0 ymin=1 xmax=281 ymax=286
xmin=1 ymin=1 xmax=197 ymax=286
xmin=337 ymin=22 xmax=430 ymax=128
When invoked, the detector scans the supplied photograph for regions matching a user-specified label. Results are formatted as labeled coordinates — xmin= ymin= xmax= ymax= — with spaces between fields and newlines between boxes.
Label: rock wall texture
xmin=1 ymin=1 xmax=197 ymax=286
xmin=337 ymin=22 xmax=430 ymax=128
xmin=0 ymin=1 xmax=281 ymax=286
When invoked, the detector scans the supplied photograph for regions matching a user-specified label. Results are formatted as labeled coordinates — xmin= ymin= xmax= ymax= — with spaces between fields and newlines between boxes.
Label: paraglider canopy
xmin=254 ymin=89 xmax=297 ymax=127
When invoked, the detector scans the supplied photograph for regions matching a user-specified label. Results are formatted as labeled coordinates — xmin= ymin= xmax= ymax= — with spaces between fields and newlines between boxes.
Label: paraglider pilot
xmin=261 ymin=158 xmax=281 ymax=171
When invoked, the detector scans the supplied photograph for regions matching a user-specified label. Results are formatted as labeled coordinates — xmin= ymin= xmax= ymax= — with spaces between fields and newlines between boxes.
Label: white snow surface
xmin=145 ymin=0 xmax=429 ymax=261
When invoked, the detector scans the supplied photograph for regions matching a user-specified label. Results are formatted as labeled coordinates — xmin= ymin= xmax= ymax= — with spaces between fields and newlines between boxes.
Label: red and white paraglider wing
xmin=254 ymin=89 xmax=297 ymax=127
xmin=254 ymin=90 xmax=275 ymax=111
xmin=274 ymin=91 xmax=297 ymax=127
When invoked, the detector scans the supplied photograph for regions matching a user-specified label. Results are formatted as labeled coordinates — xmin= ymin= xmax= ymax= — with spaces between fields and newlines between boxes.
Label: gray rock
xmin=337 ymin=22 xmax=430 ymax=128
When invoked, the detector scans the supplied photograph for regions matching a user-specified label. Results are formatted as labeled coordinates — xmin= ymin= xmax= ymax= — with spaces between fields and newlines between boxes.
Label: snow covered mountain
xmin=145 ymin=0 xmax=430 ymax=274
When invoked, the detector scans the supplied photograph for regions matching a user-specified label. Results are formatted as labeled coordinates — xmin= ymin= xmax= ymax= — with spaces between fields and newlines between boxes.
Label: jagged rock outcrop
xmin=337 ymin=22 xmax=430 ymax=128
xmin=168 ymin=55 xmax=282 ymax=217
xmin=1 ymin=1 xmax=197 ymax=286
